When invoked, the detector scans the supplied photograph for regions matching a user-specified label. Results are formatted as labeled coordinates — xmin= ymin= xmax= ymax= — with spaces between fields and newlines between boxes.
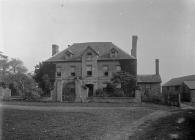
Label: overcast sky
xmin=0 ymin=0 xmax=195 ymax=83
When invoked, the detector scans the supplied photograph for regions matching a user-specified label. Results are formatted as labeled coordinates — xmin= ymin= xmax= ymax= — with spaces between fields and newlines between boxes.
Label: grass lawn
xmin=1 ymin=100 xmax=176 ymax=110
xmin=1 ymin=107 xmax=154 ymax=140
xmin=130 ymin=109 xmax=195 ymax=140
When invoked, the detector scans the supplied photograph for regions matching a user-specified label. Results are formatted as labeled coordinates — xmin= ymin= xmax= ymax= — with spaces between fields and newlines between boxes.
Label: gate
xmin=62 ymin=81 xmax=76 ymax=102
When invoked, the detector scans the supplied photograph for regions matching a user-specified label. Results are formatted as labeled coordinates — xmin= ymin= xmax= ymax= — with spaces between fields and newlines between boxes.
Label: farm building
xmin=137 ymin=59 xmax=162 ymax=101
xmin=162 ymin=75 xmax=195 ymax=102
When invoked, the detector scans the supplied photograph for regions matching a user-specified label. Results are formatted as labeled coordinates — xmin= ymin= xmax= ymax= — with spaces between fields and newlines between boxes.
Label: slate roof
xmin=163 ymin=75 xmax=195 ymax=87
xmin=183 ymin=81 xmax=195 ymax=90
xmin=137 ymin=74 xmax=162 ymax=83
xmin=45 ymin=42 xmax=135 ymax=62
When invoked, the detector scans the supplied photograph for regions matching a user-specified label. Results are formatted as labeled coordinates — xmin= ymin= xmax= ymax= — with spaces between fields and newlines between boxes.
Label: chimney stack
xmin=52 ymin=44 xmax=59 ymax=56
xmin=155 ymin=59 xmax=159 ymax=75
xmin=131 ymin=35 xmax=138 ymax=58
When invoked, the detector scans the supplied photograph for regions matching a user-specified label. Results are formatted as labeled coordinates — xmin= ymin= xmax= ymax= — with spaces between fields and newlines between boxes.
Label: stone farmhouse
xmin=162 ymin=75 xmax=195 ymax=102
xmin=44 ymin=36 xmax=162 ymax=102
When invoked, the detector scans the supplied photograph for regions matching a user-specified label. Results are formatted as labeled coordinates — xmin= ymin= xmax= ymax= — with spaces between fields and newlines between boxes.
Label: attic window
xmin=86 ymin=52 xmax=92 ymax=61
xmin=110 ymin=48 xmax=118 ymax=58
xmin=65 ymin=51 xmax=73 ymax=59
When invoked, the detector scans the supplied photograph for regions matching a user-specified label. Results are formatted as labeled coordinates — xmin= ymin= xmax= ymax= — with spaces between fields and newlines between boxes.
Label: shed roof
xmin=163 ymin=75 xmax=195 ymax=87
xmin=183 ymin=81 xmax=195 ymax=90
xmin=45 ymin=42 xmax=135 ymax=62
xmin=137 ymin=74 xmax=162 ymax=83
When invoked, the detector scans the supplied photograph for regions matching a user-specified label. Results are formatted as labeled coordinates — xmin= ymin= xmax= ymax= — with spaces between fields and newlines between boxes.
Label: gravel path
xmin=101 ymin=110 xmax=172 ymax=140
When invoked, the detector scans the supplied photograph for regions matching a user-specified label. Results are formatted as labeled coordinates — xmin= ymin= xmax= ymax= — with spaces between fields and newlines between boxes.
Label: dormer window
xmin=86 ymin=52 xmax=93 ymax=61
xmin=65 ymin=50 xmax=73 ymax=59
xmin=110 ymin=48 xmax=118 ymax=58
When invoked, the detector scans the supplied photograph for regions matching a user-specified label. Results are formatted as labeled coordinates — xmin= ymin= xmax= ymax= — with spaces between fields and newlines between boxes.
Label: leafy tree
xmin=33 ymin=62 xmax=55 ymax=96
xmin=110 ymin=71 xmax=136 ymax=97
xmin=9 ymin=58 xmax=27 ymax=74
xmin=0 ymin=52 xmax=9 ymax=75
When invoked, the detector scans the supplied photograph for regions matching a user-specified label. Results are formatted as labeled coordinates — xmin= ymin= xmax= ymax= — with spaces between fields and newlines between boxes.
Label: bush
xmin=95 ymin=88 xmax=104 ymax=97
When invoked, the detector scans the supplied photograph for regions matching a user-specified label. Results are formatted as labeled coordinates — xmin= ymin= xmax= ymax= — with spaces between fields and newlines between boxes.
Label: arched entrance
xmin=62 ymin=81 xmax=76 ymax=102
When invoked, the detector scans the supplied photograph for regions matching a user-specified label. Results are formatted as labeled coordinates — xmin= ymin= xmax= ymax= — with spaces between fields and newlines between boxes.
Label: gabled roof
xmin=163 ymin=75 xmax=195 ymax=87
xmin=137 ymin=74 xmax=162 ymax=83
xmin=81 ymin=46 xmax=99 ymax=56
xmin=183 ymin=81 xmax=195 ymax=90
xmin=45 ymin=42 xmax=135 ymax=62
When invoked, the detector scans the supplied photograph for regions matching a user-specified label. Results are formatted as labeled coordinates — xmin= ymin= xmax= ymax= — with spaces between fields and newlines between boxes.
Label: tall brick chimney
xmin=52 ymin=44 xmax=59 ymax=56
xmin=155 ymin=59 xmax=159 ymax=75
xmin=131 ymin=35 xmax=138 ymax=58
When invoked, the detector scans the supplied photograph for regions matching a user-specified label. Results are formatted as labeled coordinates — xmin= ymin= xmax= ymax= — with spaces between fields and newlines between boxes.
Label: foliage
xmin=0 ymin=52 xmax=41 ymax=100
xmin=101 ymin=72 xmax=136 ymax=97
xmin=95 ymin=88 xmax=105 ymax=97
xmin=104 ymin=83 xmax=125 ymax=97
xmin=33 ymin=62 xmax=55 ymax=96
xmin=111 ymin=72 xmax=136 ymax=97
xmin=0 ymin=52 xmax=9 ymax=76
xmin=2 ymin=73 xmax=42 ymax=100
xmin=8 ymin=58 xmax=27 ymax=74
xmin=0 ymin=52 xmax=28 ymax=76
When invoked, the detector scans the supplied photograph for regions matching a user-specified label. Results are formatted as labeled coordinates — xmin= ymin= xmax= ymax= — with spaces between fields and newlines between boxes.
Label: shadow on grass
xmin=130 ymin=109 xmax=195 ymax=140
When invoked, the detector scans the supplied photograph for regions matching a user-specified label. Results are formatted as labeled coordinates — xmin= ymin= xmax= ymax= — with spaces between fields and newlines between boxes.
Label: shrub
xmin=95 ymin=88 xmax=104 ymax=97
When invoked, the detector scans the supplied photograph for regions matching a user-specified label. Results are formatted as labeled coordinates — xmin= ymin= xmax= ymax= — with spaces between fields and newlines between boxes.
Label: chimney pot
xmin=52 ymin=44 xmax=59 ymax=56
xmin=131 ymin=35 xmax=138 ymax=58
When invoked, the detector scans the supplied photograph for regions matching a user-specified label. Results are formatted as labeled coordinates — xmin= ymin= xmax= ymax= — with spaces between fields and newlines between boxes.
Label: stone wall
xmin=0 ymin=87 xmax=11 ymax=100
xmin=89 ymin=97 xmax=137 ymax=103
xmin=138 ymin=83 xmax=162 ymax=102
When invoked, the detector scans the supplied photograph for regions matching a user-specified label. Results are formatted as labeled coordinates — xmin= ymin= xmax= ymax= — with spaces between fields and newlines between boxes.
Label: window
xmin=56 ymin=67 xmax=61 ymax=77
xmin=86 ymin=52 xmax=93 ymax=61
xmin=110 ymin=48 xmax=118 ymax=58
xmin=145 ymin=84 xmax=151 ymax=90
xmin=86 ymin=65 xmax=92 ymax=76
xmin=116 ymin=65 xmax=121 ymax=71
xmin=70 ymin=66 xmax=76 ymax=76
xmin=65 ymin=51 xmax=73 ymax=59
xmin=103 ymin=65 xmax=109 ymax=76
xmin=57 ymin=72 xmax=61 ymax=77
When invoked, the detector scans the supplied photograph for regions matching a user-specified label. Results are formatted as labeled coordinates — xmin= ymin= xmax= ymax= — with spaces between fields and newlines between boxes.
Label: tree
xmin=4 ymin=73 xmax=41 ymax=98
xmin=110 ymin=71 xmax=136 ymax=97
xmin=8 ymin=58 xmax=27 ymax=74
xmin=33 ymin=62 xmax=55 ymax=96
xmin=0 ymin=52 xmax=9 ymax=75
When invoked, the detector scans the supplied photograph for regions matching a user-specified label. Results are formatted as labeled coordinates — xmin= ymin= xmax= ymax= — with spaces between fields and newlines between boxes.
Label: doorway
xmin=86 ymin=84 xmax=93 ymax=97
